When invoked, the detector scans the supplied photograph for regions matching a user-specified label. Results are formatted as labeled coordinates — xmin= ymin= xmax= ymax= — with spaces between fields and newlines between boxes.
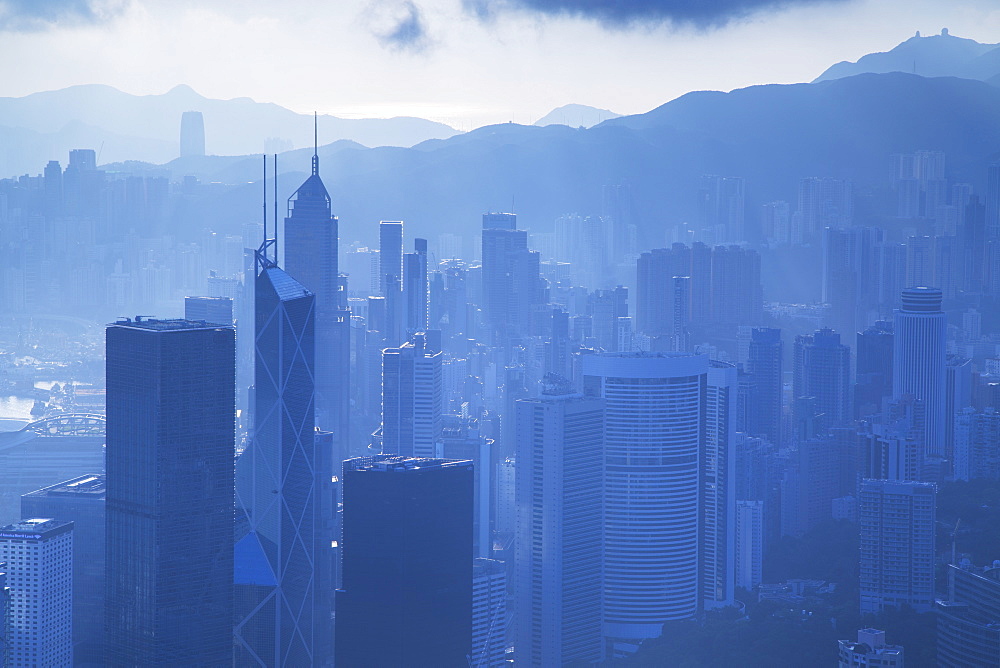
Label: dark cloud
xmin=372 ymin=0 xmax=430 ymax=52
xmin=465 ymin=0 xmax=846 ymax=28
xmin=0 ymin=0 xmax=122 ymax=31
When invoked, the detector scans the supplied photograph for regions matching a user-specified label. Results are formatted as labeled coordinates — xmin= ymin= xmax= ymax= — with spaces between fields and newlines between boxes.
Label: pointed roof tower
xmin=288 ymin=111 xmax=330 ymax=214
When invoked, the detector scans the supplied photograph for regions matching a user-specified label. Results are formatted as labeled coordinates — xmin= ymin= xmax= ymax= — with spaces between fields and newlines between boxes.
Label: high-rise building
xmin=381 ymin=333 xmax=443 ymax=458
xmin=0 ymin=519 xmax=73 ymax=668
xmin=235 ymin=247 xmax=330 ymax=666
xmin=703 ymin=361 xmax=737 ymax=609
xmin=105 ymin=318 xmax=234 ymax=666
xmin=699 ymin=175 xmax=745 ymax=242
xmin=21 ymin=474 xmax=105 ymax=667
xmin=799 ymin=177 xmax=853 ymax=240
xmin=283 ymin=142 xmax=350 ymax=453
xmin=859 ymin=479 xmax=936 ymax=614
xmin=893 ymin=287 xmax=947 ymax=458
xmin=184 ymin=295 xmax=234 ymax=324
xmin=747 ymin=328 xmax=783 ymax=446
xmin=735 ymin=500 xmax=764 ymax=591
xmin=515 ymin=390 xmax=604 ymax=666
xmin=583 ymin=352 xmax=708 ymax=642
xmin=856 ymin=322 xmax=893 ymax=419
xmin=336 ymin=456 xmax=473 ymax=667
xmin=472 ymin=558 xmax=507 ymax=668
xmin=180 ymin=110 xmax=206 ymax=157
xmin=404 ymin=238 xmax=429 ymax=333
xmin=481 ymin=213 xmax=544 ymax=342
xmin=793 ymin=328 xmax=852 ymax=433
xmin=954 ymin=408 xmax=1000 ymax=481
xmin=837 ymin=629 xmax=904 ymax=668
xmin=0 ymin=563 xmax=8 ymax=668
xmin=937 ymin=561 xmax=1000 ymax=667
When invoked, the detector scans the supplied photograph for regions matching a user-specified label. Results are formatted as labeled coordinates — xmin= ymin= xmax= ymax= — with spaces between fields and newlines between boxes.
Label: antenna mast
xmin=262 ymin=154 xmax=267 ymax=253
xmin=274 ymin=153 xmax=279 ymax=261
xmin=313 ymin=111 xmax=319 ymax=176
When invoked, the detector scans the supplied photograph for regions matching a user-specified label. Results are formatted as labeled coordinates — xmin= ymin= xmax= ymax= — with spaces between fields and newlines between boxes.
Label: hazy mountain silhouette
xmin=535 ymin=104 xmax=621 ymax=128
xmin=815 ymin=29 xmax=1000 ymax=83
xmin=0 ymin=84 xmax=459 ymax=173
xmin=144 ymin=72 xmax=1000 ymax=253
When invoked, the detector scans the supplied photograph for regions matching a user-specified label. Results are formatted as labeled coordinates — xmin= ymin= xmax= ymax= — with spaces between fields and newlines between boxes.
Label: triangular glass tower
xmin=234 ymin=242 xmax=320 ymax=666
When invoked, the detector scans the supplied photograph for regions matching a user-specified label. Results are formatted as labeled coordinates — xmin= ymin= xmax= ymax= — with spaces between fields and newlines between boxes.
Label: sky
xmin=1 ymin=0 xmax=999 ymax=129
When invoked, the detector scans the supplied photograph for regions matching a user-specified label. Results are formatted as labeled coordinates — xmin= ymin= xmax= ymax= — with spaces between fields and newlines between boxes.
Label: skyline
xmin=0 ymin=1 xmax=998 ymax=129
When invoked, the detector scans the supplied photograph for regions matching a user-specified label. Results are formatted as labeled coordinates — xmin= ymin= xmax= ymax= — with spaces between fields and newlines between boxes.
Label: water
xmin=0 ymin=395 xmax=34 ymax=422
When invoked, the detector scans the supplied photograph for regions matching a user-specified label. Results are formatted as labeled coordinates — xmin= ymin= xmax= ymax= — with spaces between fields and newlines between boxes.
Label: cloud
xmin=0 ymin=0 xmax=126 ymax=31
xmin=465 ymin=0 xmax=848 ymax=28
xmin=368 ymin=0 xmax=431 ymax=52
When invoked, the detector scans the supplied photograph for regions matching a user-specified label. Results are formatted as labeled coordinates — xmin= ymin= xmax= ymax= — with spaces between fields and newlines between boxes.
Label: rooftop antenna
xmin=262 ymin=154 xmax=267 ymax=254
xmin=274 ymin=153 xmax=279 ymax=261
xmin=312 ymin=111 xmax=319 ymax=176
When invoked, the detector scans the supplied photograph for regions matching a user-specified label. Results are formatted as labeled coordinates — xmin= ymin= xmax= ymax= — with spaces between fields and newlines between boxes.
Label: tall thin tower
xmin=284 ymin=115 xmax=351 ymax=458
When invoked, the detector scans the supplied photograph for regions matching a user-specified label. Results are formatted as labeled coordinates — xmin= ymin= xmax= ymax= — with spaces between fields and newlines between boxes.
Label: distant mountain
xmin=151 ymin=73 xmax=1000 ymax=267
xmin=534 ymin=104 xmax=621 ymax=128
xmin=0 ymin=84 xmax=459 ymax=174
xmin=815 ymin=29 xmax=1000 ymax=83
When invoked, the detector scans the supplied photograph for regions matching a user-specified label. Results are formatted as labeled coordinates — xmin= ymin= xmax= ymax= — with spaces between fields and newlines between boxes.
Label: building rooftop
xmin=345 ymin=455 xmax=472 ymax=473
xmin=110 ymin=317 xmax=233 ymax=332
xmin=22 ymin=474 xmax=105 ymax=499
xmin=0 ymin=518 xmax=73 ymax=540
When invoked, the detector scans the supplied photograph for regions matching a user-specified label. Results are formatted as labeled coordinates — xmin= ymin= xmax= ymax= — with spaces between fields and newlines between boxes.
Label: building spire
xmin=312 ymin=111 xmax=319 ymax=176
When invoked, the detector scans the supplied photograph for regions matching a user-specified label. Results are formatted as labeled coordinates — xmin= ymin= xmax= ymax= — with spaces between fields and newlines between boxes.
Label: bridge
xmin=20 ymin=413 xmax=106 ymax=437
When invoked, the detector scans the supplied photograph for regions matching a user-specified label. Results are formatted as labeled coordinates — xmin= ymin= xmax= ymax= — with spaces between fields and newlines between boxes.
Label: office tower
xmin=0 ymin=519 xmax=73 ymax=667
xmin=0 ymin=563 xmax=7 ymax=668
xmin=837 ymin=629 xmax=904 ymax=668
xmin=792 ymin=328 xmax=852 ymax=432
xmin=481 ymin=213 xmax=544 ymax=342
xmin=105 ymin=318 xmax=234 ymax=666
xmin=21 ymin=474 xmax=105 ymax=666
xmin=381 ymin=333 xmax=443 ymax=458
xmin=859 ymin=479 xmax=936 ymax=614
xmin=856 ymin=322 xmax=893 ymax=419
xmin=937 ymin=561 xmax=1000 ymax=666
xmin=823 ymin=226 xmax=883 ymax=336
xmin=954 ymin=408 xmax=1000 ymax=481
xmin=440 ymin=416 xmax=495 ymax=559
xmin=961 ymin=195 xmax=987 ymax=291
xmin=336 ymin=456 xmax=473 ymax=667
xmin=179 ymin=110 xmax=206 ymax=157
xmin=703 ymin=361 xmax=737 ymax=609
xmin=472 ymin=558 xmax=507 ymax=668
xmin=747 ymin=328 xmax=783 ymax=446
xmin=184 ymin=295 xmax=234 ymax=324
xmin=876 ymin=242 xmax=908 ymax=315
xmin=893 ymin=287 xmax=947 ymax=458
xmin=799 ymin=177 xmax=853 ymax=240
xmin=987 ymin=162 xmax=1000 ymax=240
xmin=404 ymin=238 xmax=429 ymax=333
xmin=43 ymin=159 xmax=62 ymax=217
xmin=379 ymin=220 xmax=404 ymax=295
xmin=583 ymin=352 xmax=708 ymax=641
xmin=515 ymin=390 xmax=604 ymax=665
xmin=710 ymin=245 xmax=763 ymax=325
xmin=699 ymin=175 xmax=745 ymax=242
xmin=283 ymin=142 xmax=350 ymax=453
xmin=735 ymin=500 xmax=764 ymax=591
xmin=235 ymin=246 xmax=329 ymax=666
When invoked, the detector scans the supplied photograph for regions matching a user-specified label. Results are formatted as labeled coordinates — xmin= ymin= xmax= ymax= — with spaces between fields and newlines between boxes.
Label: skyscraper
xmin=859 ymin=479 xmax=936 ymax=615
xmin=404 ymin=238 xmax=429 ymax=333
xmin=747 ymin=328 xmax=783 ymax=446
xmin=472 ymin=558 xmax=507 ymax=668
xmin=381 ymin=333 xmax=443 ymax=458
xmin=583 ymin=352 xmax=707 ymax=642
xmin=336 ymin=456 xmax=473 ymax=667
xmin=703 ymin=361 xmax=738 ymax=609
xmin=235 ymin=245 xmax=328 ymax=666
xmin=792 ymin=328 xmax=852 ymax=433
xmin=937 ymin=561 xmax=1000 ymax=666
xmin=105 ymin=318 xmax=234 ymax=666
xmin=481 ymin=213 xmax=544 ymax=342
xmin=283 ymin=139 xmax=350 ymax=454
xmin=856 ymin=322 xmax=893 ymax=419
xmin=515 ymin=389 xmax=604 ymax=666
xmin=0 ymin=519 xmax=73 ymax=668
xmin=180 ymin=110 xmax=206 ymax=157
xmin=735 ymin=500 xmax=764 ymax=591
xmin=21 ymin=474 xmax=105 ymax=667
xmin=893 ymin=287 xmax=947 ymax=457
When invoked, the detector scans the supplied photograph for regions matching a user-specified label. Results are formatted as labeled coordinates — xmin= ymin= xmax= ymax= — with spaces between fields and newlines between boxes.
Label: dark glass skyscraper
xmin=235 ymin=246 xmax=330 ymax=666
xmin=336 ymin=456 xmax=473 ymax=667
xmin=105 ymin=318 xmax=235 ymax=667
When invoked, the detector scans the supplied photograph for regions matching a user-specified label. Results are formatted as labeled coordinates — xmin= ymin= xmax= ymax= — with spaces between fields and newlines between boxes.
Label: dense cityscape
xmin=2 ymin=10 xmax=1000 ymax=668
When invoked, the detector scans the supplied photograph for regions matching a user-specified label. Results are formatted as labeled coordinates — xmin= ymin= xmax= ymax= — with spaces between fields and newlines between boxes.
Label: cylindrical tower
xmin=893 ymin=286 xmax=947 ymax=457
xmin=583 ymin=352 xmax=708 ymax=640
